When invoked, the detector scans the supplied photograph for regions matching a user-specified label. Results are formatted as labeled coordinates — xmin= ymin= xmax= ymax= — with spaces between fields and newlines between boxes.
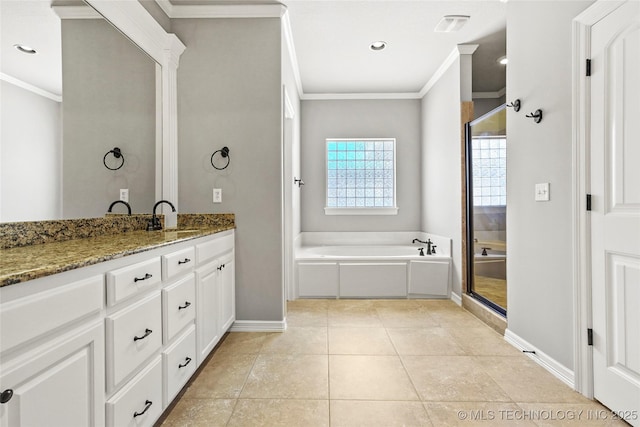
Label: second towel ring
xmin=103 ymin=147 xmax=124 ymax=171
xmin=211 ymin=146 xmax=230 ymax=170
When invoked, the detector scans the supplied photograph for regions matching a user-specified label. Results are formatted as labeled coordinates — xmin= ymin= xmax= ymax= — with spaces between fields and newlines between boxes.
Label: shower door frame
xmin=464 ymin=106 xmax=507 ymax=317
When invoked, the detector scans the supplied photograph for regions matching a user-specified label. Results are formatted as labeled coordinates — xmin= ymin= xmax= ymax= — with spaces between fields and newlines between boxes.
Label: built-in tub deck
xmin=294 ymin=232 xmax=452 ymax=299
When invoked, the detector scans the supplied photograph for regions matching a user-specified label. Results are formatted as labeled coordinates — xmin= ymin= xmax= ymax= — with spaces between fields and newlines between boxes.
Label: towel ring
xmin=103 ymin=147 xmax=124 ymax=171
xmin=211 ymin=146 xmax=230 ymax=170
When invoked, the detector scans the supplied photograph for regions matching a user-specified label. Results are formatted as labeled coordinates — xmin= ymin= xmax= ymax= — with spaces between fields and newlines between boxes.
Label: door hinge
xmin=586 ymin=59 xmax=592 ymax=77
xmin=586 ymin=194 xmax=592 ymax=211
xmin=587 ymin=328 xmax=593 ymax=346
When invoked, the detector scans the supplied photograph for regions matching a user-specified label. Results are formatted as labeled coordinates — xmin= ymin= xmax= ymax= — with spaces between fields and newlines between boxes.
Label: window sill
xmin=324 ymin=207 xmax=399 ymax=216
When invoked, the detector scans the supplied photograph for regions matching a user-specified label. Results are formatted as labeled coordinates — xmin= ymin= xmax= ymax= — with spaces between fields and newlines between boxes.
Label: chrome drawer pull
xmin=178 ymin=301 xmax=191 ymax=310
xmin=178 ymin=258 xmax=191 ymax=265
xmin=134 ymin=273 xmax=152 ymax=282
xmin=178 ymin=357 xmax=192 ymax=369
xmin=133 ymin=400 xmax=152 ymax=418
xmin=133 ymin=328 xmax=153 ymax=341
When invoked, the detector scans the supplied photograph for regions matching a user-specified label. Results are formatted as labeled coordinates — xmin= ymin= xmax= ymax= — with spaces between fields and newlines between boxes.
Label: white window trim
xmin=324 ymin=207 xmax=399 ymax=215
xmin=325 ymin=138 xmax=398 ymax=215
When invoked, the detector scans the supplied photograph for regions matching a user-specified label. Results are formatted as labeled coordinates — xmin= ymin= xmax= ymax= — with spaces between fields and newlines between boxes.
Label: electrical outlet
xmin=213 ymin=188 xmax=222 ymax=203
xmin=535 ymin=183 xmax=550 ymax=202
xmin=119 ymin=189 xmax=129 ymax=203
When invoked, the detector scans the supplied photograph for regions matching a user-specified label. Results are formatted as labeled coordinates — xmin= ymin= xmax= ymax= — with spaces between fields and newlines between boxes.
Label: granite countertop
xmin=0 ymin=225 xmax=234 ymax=288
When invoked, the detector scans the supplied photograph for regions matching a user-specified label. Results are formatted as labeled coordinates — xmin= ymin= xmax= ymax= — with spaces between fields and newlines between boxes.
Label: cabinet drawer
xmin=163 ymin=325 xmax=196 ymax=405
xmin=106 ymin=258 xmax=161 ymax=306
xmin=162 ymin=274 xmax=196 ymax=343
xmin=196 ymin=232 xmax=234 ymax=265
xmin=162 ymin=247 xmax=195 ymax=281
xmin=0 ymin=275 xmax=103 ymax=352
xmin=106 ymin=292 xmax=162 ymax=391
xmin=106 ymin=355 xmax=162 ymax=427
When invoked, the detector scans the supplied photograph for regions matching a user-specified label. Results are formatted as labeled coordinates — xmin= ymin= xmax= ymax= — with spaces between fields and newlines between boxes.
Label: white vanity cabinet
xmin=0 ymin=275 xmax=106 ymax=427
xmin=194 ymin=231 xmax=235 ymax=366
xmin=0 ymin=229 xmax=235 ymax=427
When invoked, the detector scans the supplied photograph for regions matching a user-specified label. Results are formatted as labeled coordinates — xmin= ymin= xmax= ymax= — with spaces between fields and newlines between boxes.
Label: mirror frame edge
xmin=84 ymin=0 xmax=185 ymax=213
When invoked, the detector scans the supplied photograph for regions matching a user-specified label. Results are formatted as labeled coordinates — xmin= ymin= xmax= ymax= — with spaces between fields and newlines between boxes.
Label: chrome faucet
xmin=148 ymin=200 xmax=176 ymax=231
xmin=107 ymin=200 xmax=131 ymax=215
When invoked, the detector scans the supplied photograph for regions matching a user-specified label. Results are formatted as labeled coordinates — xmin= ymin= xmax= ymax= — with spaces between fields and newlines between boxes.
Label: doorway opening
xmin=465 ymin=104 xmax=507 ymax=316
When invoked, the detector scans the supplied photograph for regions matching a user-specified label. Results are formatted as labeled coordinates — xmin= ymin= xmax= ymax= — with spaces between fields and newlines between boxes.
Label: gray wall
xmin=173 ymin=18 xmax=284 ymax=322
xmin=506 ymin=0 xmax=592 ymax=370
xmin=473 ymin=96 xmax=506 ymax=119
xmin=1 ymin=81 xmax=62 ymax=222
xmin=420 ymin=57 xmax=463 ymax=297
xmin=300 ymin=99 xmax=422 ymax=232
xmin=62 ymin=19 xmax=156 ymax=218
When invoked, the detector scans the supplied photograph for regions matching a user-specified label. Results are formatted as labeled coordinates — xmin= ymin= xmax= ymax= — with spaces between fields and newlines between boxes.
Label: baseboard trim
xmin=451 ymin=292 xmax=462 ymax=306
xmin=504 ymin=329 xmax=575 ymax=389
xmin=230 ymin=319 xmax=287 ymax=332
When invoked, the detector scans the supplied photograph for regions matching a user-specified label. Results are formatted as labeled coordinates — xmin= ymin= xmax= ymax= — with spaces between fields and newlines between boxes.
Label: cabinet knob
xmin=133 ymin=328 xmax=153 ymax=342
xmin=133 ymin=400 xmax=152 ymax=418
xmin=178 ymin=301 xmax=191 ymax=310
xmin=0 ymin=389 xmax=13 ymax=404
xmin=178 ymin=258 xmax=191 ymax=265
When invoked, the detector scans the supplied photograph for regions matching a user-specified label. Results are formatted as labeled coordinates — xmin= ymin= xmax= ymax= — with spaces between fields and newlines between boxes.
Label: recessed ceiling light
xmin=14 ymin=44 xmax=37 ymax=55
xmin=497 ymin=56 xmax=508 ymax=65
xmin=434 ymin=15 xmax=470 ymax=33
xmin=369 ymin=41 xmax=387 ymax=51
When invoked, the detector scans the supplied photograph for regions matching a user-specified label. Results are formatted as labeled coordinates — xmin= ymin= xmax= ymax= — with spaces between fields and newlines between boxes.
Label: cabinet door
xmin=218 ymin=252 xmax=235 ymax=333
xmin=195 ymin=262 xmax=220 ymax=366
xmin=0 ymin=322 xmax=105 ymax=427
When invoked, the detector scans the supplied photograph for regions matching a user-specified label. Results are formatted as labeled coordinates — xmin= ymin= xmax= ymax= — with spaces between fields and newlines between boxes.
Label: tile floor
xmin=160 ymin=299 xmax=624 ymax=426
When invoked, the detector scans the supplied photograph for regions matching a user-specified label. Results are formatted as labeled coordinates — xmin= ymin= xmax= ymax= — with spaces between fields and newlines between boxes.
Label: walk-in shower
xmin=465 ymin=104 xmax=507 ymax=315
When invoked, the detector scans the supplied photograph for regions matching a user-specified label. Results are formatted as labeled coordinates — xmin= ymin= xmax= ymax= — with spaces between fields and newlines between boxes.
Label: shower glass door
xmin=465 ymin=105 xmax=507 ymax=315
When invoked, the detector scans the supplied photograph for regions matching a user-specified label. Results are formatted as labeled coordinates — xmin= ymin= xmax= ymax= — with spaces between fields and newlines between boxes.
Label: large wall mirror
xmin=0 ymin=0 xmax=184 ymax=223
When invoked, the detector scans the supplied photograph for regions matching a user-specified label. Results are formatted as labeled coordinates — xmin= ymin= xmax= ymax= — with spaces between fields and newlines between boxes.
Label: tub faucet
xmin=412 ymin=238 xmax=433 ymax=255
xmin=148 ymin=200 xmax=176 ymax=231
xmin=107 ymin=200 xmax=131 ymax=215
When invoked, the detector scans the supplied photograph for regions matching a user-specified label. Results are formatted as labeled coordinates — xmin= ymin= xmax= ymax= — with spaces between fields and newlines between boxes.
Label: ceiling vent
xmin=434 ymin=15 xmax=470 ymax=33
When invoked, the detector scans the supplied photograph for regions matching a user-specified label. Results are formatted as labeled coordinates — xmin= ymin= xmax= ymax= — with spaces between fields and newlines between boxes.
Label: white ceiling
xmin=1 ymin=0 xmax=62 ymax=97
xmin=283 ymin=1 xmax=507 ymax=95
xmin=0 ymin=0 xmax=507 ymax=99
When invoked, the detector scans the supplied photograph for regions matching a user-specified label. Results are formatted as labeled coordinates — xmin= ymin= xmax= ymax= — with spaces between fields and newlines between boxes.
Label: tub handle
xmin=481 ymin=247 xmax=491 ymax=256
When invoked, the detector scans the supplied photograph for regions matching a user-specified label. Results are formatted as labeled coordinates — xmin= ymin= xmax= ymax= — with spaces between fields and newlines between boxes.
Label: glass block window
xmin=472 ymin=137 xmax=506 ymax=206
xmin=326 ymin=138 xmax=396 ymax=211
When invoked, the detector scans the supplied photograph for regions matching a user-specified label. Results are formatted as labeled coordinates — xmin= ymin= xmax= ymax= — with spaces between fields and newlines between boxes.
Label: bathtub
xmin=474 ymin=253 xmax=506 ymax=280
xmin=297 ymin=245 xmax=437 ymax=259
xmin=295 ymin=234 xmax=452 ymax=299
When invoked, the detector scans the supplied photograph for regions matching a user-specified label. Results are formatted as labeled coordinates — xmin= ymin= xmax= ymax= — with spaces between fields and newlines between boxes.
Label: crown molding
xmin=52 ymin=5 xmax=102 ymax=19
xmin=472 ymin=87 xmax=506 ymax=99
xmin=155 ymin=0 xmax=286 ymax=18
xmin=301 ymin=92 xmax=422 ymax=101
xmin=418 ymin=44 xmax=478 ymax=98
xmin=0 ymin=73 xmax=62 ymax=103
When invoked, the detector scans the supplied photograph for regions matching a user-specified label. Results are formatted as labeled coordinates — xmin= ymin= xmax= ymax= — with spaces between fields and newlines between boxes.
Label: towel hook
xmin=525 ymin=109 xmax=543 ymax=124
xmin=506 ymin=99 xmax=521 ymax=112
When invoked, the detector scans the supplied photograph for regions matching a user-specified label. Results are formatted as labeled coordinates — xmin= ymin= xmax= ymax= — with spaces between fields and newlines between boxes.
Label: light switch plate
xmin=213 ymin=188 xmax=222 ymax=203
xmin=535 ymin=183 xmax=550 ymax=201
xmin=119 ymin=189 xmax=129 ymax=203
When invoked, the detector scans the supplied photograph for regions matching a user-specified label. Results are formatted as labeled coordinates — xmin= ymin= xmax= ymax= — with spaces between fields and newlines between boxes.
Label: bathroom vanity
xmin=0 ymin=223 xmax=235 ymax=427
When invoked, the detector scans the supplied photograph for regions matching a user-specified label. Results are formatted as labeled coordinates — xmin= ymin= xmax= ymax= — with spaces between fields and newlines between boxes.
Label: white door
xmin=591 ymin=1 xmax=640 ymax=425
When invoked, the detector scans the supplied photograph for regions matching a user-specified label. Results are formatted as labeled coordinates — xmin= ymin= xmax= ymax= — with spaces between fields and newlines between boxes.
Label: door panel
xmin=591 ymin=2 xmax=640 ymax=424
